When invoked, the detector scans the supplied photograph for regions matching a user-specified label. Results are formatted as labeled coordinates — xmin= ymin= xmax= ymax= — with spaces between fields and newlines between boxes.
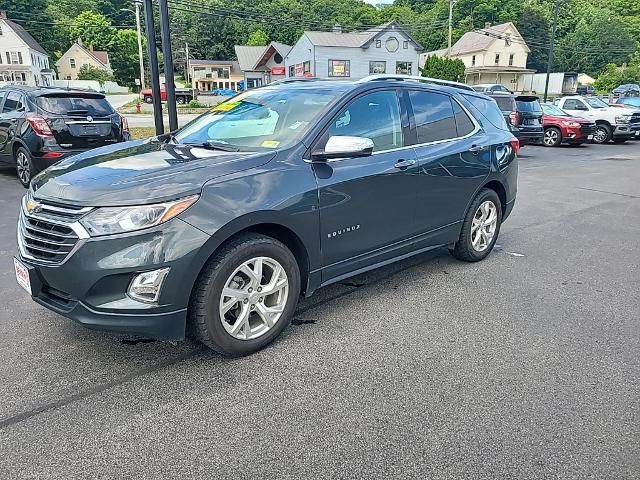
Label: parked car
xmin=611 ymin=84 xmax=640 ymax=96
xmin=0 ymin=86 xmax=130 ymax=187
xmin=485 ymin=92 xmax=543 ymax=145
xmin=557 ymin=95 xmax=640 ymax=144
xmin=472 ymin=83 xmax=512 ymax=94
xmin=14 ymin=75 xmax=518 ymax=356
xmin=141 ymin=84 xmax=194 ymax=104
xmin=614 ymin=96 xmax=640 ymax=108
xmin=576 ymin=85 xmax=595 ymax=96
xmin=540 ymin=103 xmax=595 ymax=146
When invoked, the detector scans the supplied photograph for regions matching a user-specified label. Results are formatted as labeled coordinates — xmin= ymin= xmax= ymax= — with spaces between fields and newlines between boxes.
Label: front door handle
xmin=469 ymin=144 xmax=486 ymax=152
xmin=394 ymin=159 xmax=416 ymax=169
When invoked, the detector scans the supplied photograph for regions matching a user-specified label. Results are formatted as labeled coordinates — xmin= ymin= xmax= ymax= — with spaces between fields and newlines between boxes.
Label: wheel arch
xmin=12 ymin=139 xmax=30 ymax=160
xmin=482 ymin=180 xmax=507 ymax=215
xmin=595 ymin=119 xmax=611 ymax=126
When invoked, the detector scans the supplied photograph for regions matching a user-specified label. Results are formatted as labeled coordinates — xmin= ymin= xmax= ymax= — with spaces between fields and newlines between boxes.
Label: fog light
xmin=128 ymin=267 xmax=170 ymax=303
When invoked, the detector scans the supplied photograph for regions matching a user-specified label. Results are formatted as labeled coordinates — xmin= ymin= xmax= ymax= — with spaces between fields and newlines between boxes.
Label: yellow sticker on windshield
xmin=261 ymin=140 xmax=280 ymax=148
xmin=212 ymin=102 xmax=240 ymax=112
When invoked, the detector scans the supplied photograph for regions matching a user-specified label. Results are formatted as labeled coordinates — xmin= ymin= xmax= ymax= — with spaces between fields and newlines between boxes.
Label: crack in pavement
xmin=576 ymin=187 xmax=640 ymax=199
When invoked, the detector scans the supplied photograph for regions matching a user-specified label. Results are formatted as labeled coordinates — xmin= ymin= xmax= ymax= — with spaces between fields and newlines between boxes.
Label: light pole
xmin=120 ymin=2 xmax=145 ymax=91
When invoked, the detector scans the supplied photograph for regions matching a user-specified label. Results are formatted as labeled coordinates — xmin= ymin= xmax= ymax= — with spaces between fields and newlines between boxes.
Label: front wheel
xmin=543 ymin=127 xmax=562 ymax=147
xmin=189 ymin=233 xmax=301 ymax=356
xmin=450 ymin=188 xmax=502 ymax=262
xmin=15 ymin=146 xmax=35 ymax=188
xmin=176 ymin=96 xmax=186 ymax=105
xmin=592 ymin=124 xmax=612 ymax=144
xmin=143 ymin=95 xmax=153 ymax=104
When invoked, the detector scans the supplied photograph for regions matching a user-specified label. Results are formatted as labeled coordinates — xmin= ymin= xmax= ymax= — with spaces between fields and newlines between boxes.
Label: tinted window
xmin=620 ymin=97 xmax=640 ymax=107
xmin=563 ymin=99 xmax=587 ymax=110
xmin=2 ymin=92 xmax=22 ymax=112
xmin=0 ymin=91 xmax=6 ymax=110
xmin=492 ymin=96 xmax=516 ymax=112
xmin=516 ymin=99 xmax=542 ymax=112
xmin=326 ymin=90 xmax=402 ymax=152
xmin=452 ymin=100 xmax=475 ymax=136
xmin=409 ymin=90 xmax=457 ymax=143
xmin=463 ymin=94 xmax=510 ymax=130
xmin=36 ymin=95 xmax=114 ymax=116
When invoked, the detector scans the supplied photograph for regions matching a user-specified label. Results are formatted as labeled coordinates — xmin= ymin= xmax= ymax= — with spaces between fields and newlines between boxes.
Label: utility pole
xmin=158 ymin=0 xmax=178 ymax=131
xmin=134 ymin=1 xmax=145 ymax=91
xmin=448 ymin=0 xmax=455 ymax=56
xmin=544 ymin=0 xmax=561 ymax=103
xmin=143 ymin=0 xmax=163 ymax=134
xmin=184 ymin=42 xmax=189 ymax=82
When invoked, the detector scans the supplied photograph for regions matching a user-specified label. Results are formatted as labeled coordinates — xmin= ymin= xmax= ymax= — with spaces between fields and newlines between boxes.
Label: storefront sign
xmin=294 ymin=64 xmax=304 ymax=77
xmin=271 ymin=66 xmax=286 ymax=75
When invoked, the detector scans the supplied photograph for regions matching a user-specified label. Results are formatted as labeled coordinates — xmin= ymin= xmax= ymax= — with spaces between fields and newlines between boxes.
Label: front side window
xmin=409 ymin=90 xmax=458 ymax=143
xmin=324 ymin=90 xmax=403 ymax=152
xmin=564 ymin=99 xmax=587 ymax=110
xmin=174 ymin=88 xmax=338 ymax=150
xmin=328 ymin=60 xmax=349 ymax=77
xmin=396 ymin=62 xmax=412 ymax=75
xmin=369 ymin=61 xmax=386 ymax=74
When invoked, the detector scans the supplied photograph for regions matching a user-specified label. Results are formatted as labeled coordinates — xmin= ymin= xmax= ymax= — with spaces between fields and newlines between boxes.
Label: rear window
xmin=516 ymin=98 xmax=542 ymax=112
xmin=462 ymin=94 xmax=510 ymax=131
xmin=491 ymin=96 xmax=516 ymax=112
xmin=36 ymin=95 xmax=114 ymax=116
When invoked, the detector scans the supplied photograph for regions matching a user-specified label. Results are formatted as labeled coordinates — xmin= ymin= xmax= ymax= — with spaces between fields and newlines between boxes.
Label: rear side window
xmin=492 ymin=96 xmax=516 ymax=112
xmin=451 ymin=100 xmax=475 ymax=137
xmin=463 ymin=94 xmax=510 ymax=131
xmin=36 ymin=95 xmax=114 ymax=116
xmin=408 ymin=90 xmax=458 ymax=143
xmin=2 ymin=91 xmax=22 ymax=112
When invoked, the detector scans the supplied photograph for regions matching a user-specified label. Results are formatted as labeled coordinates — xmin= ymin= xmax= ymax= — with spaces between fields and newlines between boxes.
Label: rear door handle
xmin=394 ymin=159 xmax=416 ymax=169
xmin=469 ymin=144 xmax=487 ymax=153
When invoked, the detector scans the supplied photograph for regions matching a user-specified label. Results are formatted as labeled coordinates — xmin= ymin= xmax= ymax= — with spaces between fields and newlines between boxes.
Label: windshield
xmin=585 ymin=97 xmax=608 ymax=108
xmin=542 ymin=104 xmax=569 ymax=116
xmin=174 ymin=88 xmax=338 ymax=150
xmin=621 ymin=97 xmax=640 ymax=107
xmin=36 ymin=95 xmax=114 ymax=116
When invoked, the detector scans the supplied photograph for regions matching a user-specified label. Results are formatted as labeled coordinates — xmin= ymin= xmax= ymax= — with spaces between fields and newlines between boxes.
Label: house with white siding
xmin=0 ymin=11 xmax=54 ymax=86
xmin=285 ymin=22 xmax=423 ymax=80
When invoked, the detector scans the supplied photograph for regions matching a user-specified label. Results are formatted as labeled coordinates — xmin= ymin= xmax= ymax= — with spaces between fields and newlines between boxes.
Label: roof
xmin=2 ymin=19 xmax=47 ymax=55
xmin=56 ymin=42 xmax=111 ymax=68
xmin=302 ymin=21 xmax=422 ymax=50
xmin=91 ymin=51 xmax=109 ymax=65
xmin=190 ymin=59 xmax=242 ymax=72
xmin=234 ymin=46 xmax=267 ymax=71
xmin=425 ymin=22 xmax=529 ymax=57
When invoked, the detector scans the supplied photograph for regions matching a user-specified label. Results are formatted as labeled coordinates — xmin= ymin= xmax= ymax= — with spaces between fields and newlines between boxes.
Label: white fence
xmin=51 ymin=79 xmax=129 ymax=93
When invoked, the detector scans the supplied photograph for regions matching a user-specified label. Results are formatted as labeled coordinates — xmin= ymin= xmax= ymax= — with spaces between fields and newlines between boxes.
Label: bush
xmin=186 ymin=99 xmax=208 ymax=108
xmin=420 ymin=55 xmax=466 ymax=82
xmin=77 ymin=64 xmax=114 ymax=85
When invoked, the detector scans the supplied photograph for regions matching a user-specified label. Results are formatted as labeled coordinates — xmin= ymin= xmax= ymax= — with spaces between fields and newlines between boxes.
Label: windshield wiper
xmin=192 ymin=141 xmax=240 ymax=152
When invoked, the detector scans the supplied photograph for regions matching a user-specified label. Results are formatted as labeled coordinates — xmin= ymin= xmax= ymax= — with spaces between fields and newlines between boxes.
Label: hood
xmin=32 ymin=139 xmax=276 ymax=206
xmin=544 ymin=114 xmax=592 ymax=123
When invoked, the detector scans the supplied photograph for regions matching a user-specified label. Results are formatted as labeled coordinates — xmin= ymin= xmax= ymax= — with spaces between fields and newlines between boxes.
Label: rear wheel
xmin=143 ymin=95 xmax=153 ymax=104
xmin=592 ymin=124 xmax=612 ymax=144
xmin=450 ymin=189 xmax=502 ymax=262
xmin=176 ymin=96 xmax=186 ymax=105
xmin=543 ymin=127 xmax=562 ymax=147
xmin=15 ymin=146 xmax=35 ymax=188
xmin=189 ymin=233 xmax=301 ymax=356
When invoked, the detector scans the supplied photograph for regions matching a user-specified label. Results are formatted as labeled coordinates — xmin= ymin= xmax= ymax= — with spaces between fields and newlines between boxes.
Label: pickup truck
xmin=141 ymin=85 xmax=194 ymax=105
xmin=557 ymin=95 xmax=640 ymax=144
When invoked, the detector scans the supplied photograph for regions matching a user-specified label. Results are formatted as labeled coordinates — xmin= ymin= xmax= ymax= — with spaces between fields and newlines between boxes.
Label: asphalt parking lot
xmin=0 ymin=143 xmax=638 ymax=479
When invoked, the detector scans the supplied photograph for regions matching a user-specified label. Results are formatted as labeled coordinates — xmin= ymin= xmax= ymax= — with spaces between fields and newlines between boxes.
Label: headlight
xmin=80 ymin=196 xmax=199 ymax=236
xmin=615 ymin=115 xmax=630 ymax=124
xmin=561 ymin=121 xmax=581 ymax=128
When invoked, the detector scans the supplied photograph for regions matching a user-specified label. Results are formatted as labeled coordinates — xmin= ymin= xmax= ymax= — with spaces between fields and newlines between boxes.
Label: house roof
xmin=302 ymin=21 xmax=422 ymax=50
xmin=425 ymin=22 xmax=529 ymax=57
xmin=234 ymin=42 xmax=292 ymax=71
xmin=56 ymin=42 xmax=110 ymax=68
xmin=3 ymin=19 xmax=47 ymax=55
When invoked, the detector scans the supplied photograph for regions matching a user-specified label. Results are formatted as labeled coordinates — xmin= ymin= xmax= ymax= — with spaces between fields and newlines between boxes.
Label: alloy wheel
xmin=16 ymin=151 xmax=31 ymax=185
xmin=471 ymin=201 xmax=498 ymax=252
xmin=593 ymin=126 xmax=608 ymax=144
xmin=543 ymin=129 xmax=559 ymax=146
xmin=219 ymin=256 xmax=289 ymax=340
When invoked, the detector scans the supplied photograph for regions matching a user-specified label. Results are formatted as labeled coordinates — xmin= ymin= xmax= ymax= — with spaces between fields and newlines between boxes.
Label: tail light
xmin=120 ymin=114 xmax=130 ymax=135
xmin=508 ymin=111 xmax=519 ymax=126
xmin=25 ymin=114 xmax=53 ymax=136
xmin=510 ymin=138 xmax=520 ymax=155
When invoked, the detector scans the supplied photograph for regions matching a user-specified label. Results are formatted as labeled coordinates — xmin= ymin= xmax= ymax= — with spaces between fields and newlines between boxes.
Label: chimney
xmin=89 ymin=44 xmax=94 ymax=52
xmin=0 ymin=10 xmax=7 ymax=19
xmin=332 ymin=23 xmax=342 ymax=34
xmin=484 ymin=22 xmax=492 ymax=29
xmin=77 ymin=37 xmax=83 ymax=47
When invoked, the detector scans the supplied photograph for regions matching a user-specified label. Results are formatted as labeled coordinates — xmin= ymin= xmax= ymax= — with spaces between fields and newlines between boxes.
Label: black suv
xmin=0 ymin=86 xmax=129 ymax=187
xmin=485 ymin=92 xmax=544 ymax=145
xmin=14 ymin=75 xmax=518 ymax=356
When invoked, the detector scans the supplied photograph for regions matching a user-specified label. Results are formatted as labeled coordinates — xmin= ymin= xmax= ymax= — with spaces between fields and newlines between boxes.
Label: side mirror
xmin=312 ymin=135 xmax=374 ymax=160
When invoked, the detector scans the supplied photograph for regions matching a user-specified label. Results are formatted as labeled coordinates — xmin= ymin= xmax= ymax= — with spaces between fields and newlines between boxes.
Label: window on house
xmin=66 ymin=75 xmax=72 ymax=80
xmin=17 ymin=52 xmax=23 ymax=64
xmin=369 ymin=61 xmax=386 ymax=74
xmin=375 ymin=39 xmax=381 ymax=48
xmin=303 ymin=61 xmax=311 ymax=74
xmin=9 ymin=52 xmax=19 ymax=64
xmin=0 ymin=25 xmax=3 ymax=35
xmin=509 ymin=54 xmax=514 ymax=66
xmin=289 ymin=65 xmax=295 ymax=77
xmin=396 ymin=61 xmax=412 ymax=75
xmin=328 ymin=60 xmax=349 ymax=77
xmin=403 ymin=41 xmax=409 ymax=49
xmin=0 ymin=53 xmax=2 ymax=64
xmin=472 ymin=55 xmax=476 ymax=66
xmin=69 ymin=58 xmax=76 ymax=68
xmin=494 ymin=54 xmax=500 ymax=65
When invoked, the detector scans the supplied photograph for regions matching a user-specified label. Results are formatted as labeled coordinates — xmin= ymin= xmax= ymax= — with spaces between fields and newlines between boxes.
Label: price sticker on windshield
xmin=261 ymin=140 xmax=280 ymax=148
xmin=212 ymin=102 xmax=240 ymax=112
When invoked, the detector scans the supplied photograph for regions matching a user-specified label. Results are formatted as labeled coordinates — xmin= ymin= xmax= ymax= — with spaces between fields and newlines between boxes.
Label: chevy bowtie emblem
xmin=26 ymin=199 xmax=42 ymax=214
xmin=86 ymin=116 xmax=93 ymax=122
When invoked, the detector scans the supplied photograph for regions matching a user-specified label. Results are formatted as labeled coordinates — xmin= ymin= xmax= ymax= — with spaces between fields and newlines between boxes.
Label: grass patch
xmin=129 ymin=127 xmax=164 ymax=139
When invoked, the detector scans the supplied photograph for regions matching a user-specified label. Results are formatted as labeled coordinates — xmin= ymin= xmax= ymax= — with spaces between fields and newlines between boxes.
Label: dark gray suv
xmin=14 ymin=75 xmax=518 ymax=356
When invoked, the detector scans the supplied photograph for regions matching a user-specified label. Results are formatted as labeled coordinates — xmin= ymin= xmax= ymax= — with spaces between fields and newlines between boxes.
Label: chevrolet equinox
xmin=14 ymin=75 xmax=518 ymax=356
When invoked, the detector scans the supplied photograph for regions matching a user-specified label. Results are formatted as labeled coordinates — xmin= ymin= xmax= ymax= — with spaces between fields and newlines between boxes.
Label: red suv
xmin=541 ymin=103 xmax=595 ymax=147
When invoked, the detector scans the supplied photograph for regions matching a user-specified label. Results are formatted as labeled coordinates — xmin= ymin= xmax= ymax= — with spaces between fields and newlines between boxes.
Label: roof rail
xmin=357 ymin=74 xmax=475 ymax=92
xmin=269 ymin=77 xmax=321 ymax=85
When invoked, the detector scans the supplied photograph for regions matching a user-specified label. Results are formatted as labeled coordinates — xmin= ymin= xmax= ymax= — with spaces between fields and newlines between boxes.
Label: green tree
xmin=420 ymin=55 xmax=466 ymax=82
xmin=108 ymin=29 xmax=140 ymax=87
xmin=247 ymin=29 xmax=269 ymax=46
xmin=77 ymin=64 xmax=114 ymax=84
xmin=594 ymin=63 xmax=640 ymax=93
xmin=68 ymin=11 xmax=116 ymax=51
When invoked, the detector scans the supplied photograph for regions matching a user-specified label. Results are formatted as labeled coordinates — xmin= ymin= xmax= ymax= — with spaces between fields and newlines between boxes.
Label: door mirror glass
xmin=313 ymin=135 xmax=374 ymax=160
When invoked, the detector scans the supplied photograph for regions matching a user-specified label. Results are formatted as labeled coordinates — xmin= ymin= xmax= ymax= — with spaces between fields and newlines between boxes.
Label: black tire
xmin=143 ymin=95 xmax=153 ymax=104
xmin=592 ymin=124 xmax=612 ymax=144
xmin=612 ymin=138 xmax=627 ymax=144
xmin=15 ymin=146 xmax=35 ymax=188
xmin=450 ymin=188 xmax=502 ymax=262
xmin=189 ymin=233 xmax=301 ymax=356
xmin=176 ymin=96 xmax=186 ymax=105
xmin=543 ymin=127 xmax=562 ymax=147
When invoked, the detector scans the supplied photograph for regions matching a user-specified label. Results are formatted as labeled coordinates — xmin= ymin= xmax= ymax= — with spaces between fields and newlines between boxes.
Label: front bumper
xmin=613 ymin=123 xmax=639 ymax=138
xmin=17 ymin=217 xmax=211 ymax=340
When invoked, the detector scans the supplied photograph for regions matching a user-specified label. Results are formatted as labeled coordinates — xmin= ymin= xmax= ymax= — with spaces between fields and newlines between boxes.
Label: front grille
xmin=17 ymin=195 xmax=91 ymax=265
xmin=580 ymin=123 xmax=596 ymax=135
